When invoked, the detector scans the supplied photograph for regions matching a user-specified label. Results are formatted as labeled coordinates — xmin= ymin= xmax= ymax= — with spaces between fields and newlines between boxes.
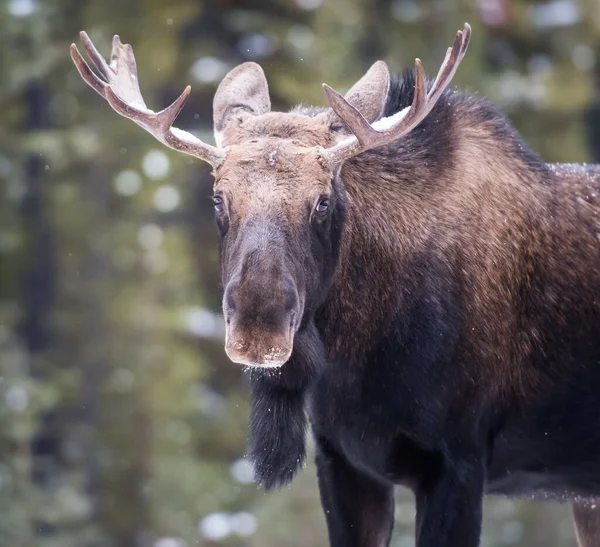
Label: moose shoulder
xmin=72 ymin=24 xmax=600 ymax=547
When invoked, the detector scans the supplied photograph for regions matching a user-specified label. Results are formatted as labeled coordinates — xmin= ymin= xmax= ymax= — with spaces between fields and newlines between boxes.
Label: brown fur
xmin=214 ymin=137 xmax=333 ymax=237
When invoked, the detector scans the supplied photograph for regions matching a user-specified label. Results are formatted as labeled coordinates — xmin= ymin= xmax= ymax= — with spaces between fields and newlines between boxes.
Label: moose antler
xmin=70 ymin=32 xmax=225 ymax=166
xmin=321 ymin=23 xmax=471 ymax=166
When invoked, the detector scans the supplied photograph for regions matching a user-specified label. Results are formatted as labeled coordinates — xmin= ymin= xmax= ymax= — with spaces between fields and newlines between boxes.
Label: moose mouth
xmin=224 ymin=316 xmax=296 ymax=368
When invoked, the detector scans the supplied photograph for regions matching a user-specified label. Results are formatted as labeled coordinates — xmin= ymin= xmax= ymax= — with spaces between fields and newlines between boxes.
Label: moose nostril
xmin=282 ymin=279 xmax=299 ymax=315
xmin=225 ymin=279 xmax=240 ymax=314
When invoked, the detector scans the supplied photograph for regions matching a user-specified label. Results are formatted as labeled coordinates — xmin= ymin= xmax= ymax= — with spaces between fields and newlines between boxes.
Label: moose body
xmin=72 ymin=24 xmax=600 ymax=547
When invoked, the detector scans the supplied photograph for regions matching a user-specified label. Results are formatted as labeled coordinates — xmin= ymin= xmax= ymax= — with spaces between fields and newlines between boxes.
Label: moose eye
xmin=213 ymin=195 xmax=225 ymax=213
xmin=315 ymin=198 xmax=330 ymax=213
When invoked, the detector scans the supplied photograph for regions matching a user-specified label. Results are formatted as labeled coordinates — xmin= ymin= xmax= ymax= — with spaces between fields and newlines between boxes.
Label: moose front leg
xmin=315 ymin=438 xmax=395 ymax=547
xmin=415 ymin=450 xmax=485 ymax=547
xmin=572 ymin=501 xmax=600 ymax=547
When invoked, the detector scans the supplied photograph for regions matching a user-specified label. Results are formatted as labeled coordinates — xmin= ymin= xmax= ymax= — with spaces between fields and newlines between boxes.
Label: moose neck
xmin=316 ymin=90 xmax=550 ymax=366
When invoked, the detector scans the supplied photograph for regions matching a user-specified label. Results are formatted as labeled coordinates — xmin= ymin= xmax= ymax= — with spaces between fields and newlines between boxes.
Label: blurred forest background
xmin=1 ymin=0 xmax=600 ymax=546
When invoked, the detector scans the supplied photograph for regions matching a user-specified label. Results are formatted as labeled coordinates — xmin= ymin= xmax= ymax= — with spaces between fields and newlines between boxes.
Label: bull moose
xmin=71 ymin=23 xmax=600 ymax=547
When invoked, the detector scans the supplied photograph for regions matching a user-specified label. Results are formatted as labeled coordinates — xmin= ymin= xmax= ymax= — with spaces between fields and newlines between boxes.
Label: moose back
xmin=71 ymin=24 xmax=600 ymax=547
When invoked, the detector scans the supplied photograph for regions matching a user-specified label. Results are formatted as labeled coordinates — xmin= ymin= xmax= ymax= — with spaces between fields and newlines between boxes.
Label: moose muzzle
xmin=223 ymin=270 xmax=300 ymax=368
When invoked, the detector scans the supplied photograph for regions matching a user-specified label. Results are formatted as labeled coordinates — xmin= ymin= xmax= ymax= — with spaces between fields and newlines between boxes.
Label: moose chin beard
xmin=245 ymin=321 xmax=325 ymax=490
xmin=247 ymin=379 xmax=307 ymax=490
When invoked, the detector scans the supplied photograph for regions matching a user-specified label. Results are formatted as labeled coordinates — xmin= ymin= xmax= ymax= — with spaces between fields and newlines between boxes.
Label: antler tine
xmin=71 ymin=32 xmax=225 ymax=166
xmin=394 ymin=57 xmax=427 ymax=132
xmin=321 ymin=23 xmax=471 ymax=167
xmin=80 ymin=30 xmax=112 ymax=81
xmin=459 ymin=22 xmax=471 ymax=59
xmin=70 ymin=43 xmax=108 ymax=98
xmin=426 ymin=24 xmax=470 ymax=103
xmin=322 ymin=84 xmax=378 ymax=147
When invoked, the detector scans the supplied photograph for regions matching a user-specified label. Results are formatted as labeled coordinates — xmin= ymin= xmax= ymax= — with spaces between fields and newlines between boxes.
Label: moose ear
xmin=213 ymin=62 xmax=271 ymax=146
xmin=324 ymin=60 xmax=390 ymax=128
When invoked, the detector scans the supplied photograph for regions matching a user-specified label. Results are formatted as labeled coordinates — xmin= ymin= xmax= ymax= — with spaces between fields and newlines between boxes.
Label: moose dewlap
xmin=72 ymin=23 xmax=600 ymax=547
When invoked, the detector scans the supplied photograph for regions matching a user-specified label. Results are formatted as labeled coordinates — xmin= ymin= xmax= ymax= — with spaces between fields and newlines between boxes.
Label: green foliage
xmin=1 ymin=0 xmax=598 ymax=545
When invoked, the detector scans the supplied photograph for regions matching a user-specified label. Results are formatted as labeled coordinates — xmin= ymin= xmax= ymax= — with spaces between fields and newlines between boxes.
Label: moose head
xmin=70 ymin=25 xmax=470 ymax=368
